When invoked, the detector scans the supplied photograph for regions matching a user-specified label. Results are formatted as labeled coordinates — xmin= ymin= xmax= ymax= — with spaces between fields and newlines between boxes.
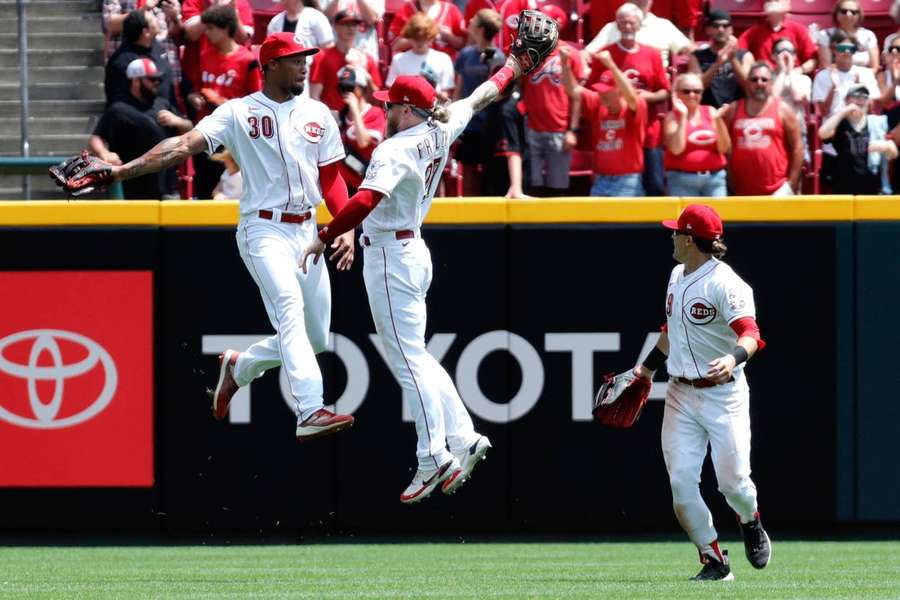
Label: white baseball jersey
xmin=358 ymin=102 xmax=472 ymax=234
xmin=664 ymin=258 xmax=756 ymax=379
xmin=195 ymin=92 xmax=344 ymax=215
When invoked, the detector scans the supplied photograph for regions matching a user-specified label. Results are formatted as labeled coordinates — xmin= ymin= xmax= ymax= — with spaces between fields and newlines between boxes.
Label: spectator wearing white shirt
xmin=584 ymin=0 xmax=691 ymax=68
xmin=321 ymin=0 xmax=384 ymax=59
xmin=812 ymin=30 xmax=879 ymax=121
xmin=771 ymin=38 xmax=812 ymax=162
xmin=815 ymin=0 xmax=878 ymax=69
xmin=385 ymin=14 xmax=455 ymax=100
xmin=267 ymin=0 xmax=334 ymax=97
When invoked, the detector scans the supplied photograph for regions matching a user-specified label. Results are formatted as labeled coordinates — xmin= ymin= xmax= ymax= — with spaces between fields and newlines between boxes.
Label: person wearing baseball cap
xmin=687 ymin=10 xmax=753 ymax=109
xmin=560 ymin=46 xmax=648 ymax=196
xmin=102 ymin=20 xmax=362 ymax=444
xmin=90 ymin=57 xmax=192 ymax=199
xmin=637 ymin=202 xmax=772 ymax=580
xmin=818 ymin=80 xmax=896 ymax=194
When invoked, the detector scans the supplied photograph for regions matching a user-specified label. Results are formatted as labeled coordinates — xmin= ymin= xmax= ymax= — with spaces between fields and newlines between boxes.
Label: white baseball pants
xmin=363 ymin=236 xmax=478 ymax=470
xmin=661 ymin=374 xmax=759 ymax=548
xmin=233 ymin=216 xmax=332 ymax=421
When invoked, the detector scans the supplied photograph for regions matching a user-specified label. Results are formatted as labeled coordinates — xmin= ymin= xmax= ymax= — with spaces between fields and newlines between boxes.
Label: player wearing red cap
xmin=106 ymin=32 xmax=358 ymax=442
xmin=300 ymin=53 xmax=531 ymax=503
xmin=634 ymin=204 xmax=772 ymax=581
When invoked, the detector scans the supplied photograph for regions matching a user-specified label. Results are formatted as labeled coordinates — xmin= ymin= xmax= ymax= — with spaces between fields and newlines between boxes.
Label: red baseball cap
xmin=662 ymin=204 xmax=724 ymax=240
xmin=590 ymin=71 xmax=616 ymax=94
xmin=373 ymin=75 xmax=437 ymax=110
xmin=258 ymin=32 xmax=318 ymax=67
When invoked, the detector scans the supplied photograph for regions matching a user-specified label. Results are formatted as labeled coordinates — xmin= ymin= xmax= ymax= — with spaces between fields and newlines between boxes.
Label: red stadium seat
xmin=858 ymin=0 xmax=893 ymax=14
xmin=791 ymin=0 xmax=836 ymax=14
xmin=708 ymin=0 xmax=765 ymax=13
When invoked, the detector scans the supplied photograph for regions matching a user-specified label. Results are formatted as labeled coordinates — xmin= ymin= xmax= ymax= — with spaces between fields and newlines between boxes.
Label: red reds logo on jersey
xmin=685 ymin=298 xmax=717 ymax=325
xmin=687 ymin=129 xmax=717 ymax=146
xmin=299 ymin=122 xmax=325 ymax=143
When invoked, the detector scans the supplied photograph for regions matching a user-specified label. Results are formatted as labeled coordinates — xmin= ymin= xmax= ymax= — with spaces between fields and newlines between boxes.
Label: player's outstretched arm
xmin=112 ymin=130 xmax=207 ymax=182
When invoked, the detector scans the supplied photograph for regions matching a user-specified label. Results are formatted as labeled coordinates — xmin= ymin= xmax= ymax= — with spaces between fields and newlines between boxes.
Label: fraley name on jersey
xmin=416 ymin=128 xmax=448 ymax=160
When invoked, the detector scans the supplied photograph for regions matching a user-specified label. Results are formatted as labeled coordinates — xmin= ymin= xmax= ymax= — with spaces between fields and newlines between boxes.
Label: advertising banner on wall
xmin=0 ymin=271 xmax=154 ymax=487
xmin=155 ymin=224 xmax=838 ymax=533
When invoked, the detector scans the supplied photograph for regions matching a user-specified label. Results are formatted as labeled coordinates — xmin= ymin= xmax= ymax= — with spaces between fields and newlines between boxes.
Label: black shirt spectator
xmin=830 ymin=119 xmax=880 ymax=194
xmin=105 ymin=9 xmax=181 ymax=107
xmin=92 ymin=58 xmax=193 ymax=199
xmin=482 ymin=91 xmax=526 ymax=197
xmin=692 ymin=46 xmax=749 ymax=108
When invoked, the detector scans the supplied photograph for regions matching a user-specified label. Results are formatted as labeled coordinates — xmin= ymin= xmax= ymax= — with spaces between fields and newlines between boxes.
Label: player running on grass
xmin=300 ymin=11 xmax=559 ymax=503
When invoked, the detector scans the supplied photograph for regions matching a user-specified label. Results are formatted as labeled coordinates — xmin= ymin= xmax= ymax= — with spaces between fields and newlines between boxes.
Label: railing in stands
xmin=16 ymin=0 xmax=30 ymax=199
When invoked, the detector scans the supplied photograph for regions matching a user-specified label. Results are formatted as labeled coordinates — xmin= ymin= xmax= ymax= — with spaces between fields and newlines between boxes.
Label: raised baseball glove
xmin=511 ymin=9 xmax=559 ymax=75
xmin=592 ymin=370 xmax=651 ymax=429
xmin=48 ymin=150 xmax=114 ymax=197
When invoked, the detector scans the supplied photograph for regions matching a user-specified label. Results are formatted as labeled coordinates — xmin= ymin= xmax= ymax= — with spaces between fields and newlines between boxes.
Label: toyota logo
xmin=0 ymin=329 xmax=117 ymax=429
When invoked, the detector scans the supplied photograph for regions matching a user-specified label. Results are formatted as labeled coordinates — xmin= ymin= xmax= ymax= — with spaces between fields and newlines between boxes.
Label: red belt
xmin=361 ymin=230 xmax=415 ymax=246
xmin=258 ymin=209 xmax=312 ymax=224
xmin=673 ymin=376 xmax=733 ymax=388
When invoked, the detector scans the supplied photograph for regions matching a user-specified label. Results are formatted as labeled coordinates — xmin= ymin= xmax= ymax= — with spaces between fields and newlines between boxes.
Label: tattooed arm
xmin=111 ymin=130 xmax=207 ymax=182
xmin=454 ymin=57 xmax=524 ymax=116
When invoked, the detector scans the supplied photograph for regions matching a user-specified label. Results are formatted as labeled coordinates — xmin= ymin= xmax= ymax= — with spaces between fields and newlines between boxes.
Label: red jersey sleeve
xmin=448 ymin=3 xmax=466 ymax=37
xmin=182 ymin=0 xmax=203 ymax=21
xmin=389 ymin=3 xmax=415 ymax=41
xmin=794 ymin=22 xmax=817 ymax=63
xmin=580 ymin=87 xmax=600 ymax=123
xmin=564 ymin=42 xmax=585 ymax=81
xmin=651 ymin=49 xmax=670 ymax=91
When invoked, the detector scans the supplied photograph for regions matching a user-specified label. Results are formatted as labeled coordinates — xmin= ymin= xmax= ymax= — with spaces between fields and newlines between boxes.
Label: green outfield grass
xmin=1 ymin=540 xmax=899 ymax=599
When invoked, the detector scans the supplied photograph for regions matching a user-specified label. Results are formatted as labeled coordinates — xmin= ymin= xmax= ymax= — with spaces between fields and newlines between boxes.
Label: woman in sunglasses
xmin=878 ymin=39 xmax=900 ymax=108
xmin=815 ymin=0 xmax=878 ymax=68
xmin=663 ymin=74 xmax=730 ymax=197
xmin=812 ymin=30 xmax=879 ymax=121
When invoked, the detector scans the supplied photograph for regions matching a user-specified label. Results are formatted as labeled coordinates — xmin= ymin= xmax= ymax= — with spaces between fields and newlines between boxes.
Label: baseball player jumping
xmin=300 ymin=12 xmax=559 ymax=502
xmin=53 ymin=33 xmax=359 ymax=441
xmin=635 ymin=204 xmax=772 ymax=581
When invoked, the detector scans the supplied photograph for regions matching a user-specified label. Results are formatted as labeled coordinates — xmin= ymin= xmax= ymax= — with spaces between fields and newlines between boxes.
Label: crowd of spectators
xmin=93 ymin=0 xmax=900 ymax=199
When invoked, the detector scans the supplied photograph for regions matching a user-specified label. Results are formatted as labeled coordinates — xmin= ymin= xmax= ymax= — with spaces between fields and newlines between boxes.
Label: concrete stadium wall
xmin=0 ymin=198 xmax=896 ymax=534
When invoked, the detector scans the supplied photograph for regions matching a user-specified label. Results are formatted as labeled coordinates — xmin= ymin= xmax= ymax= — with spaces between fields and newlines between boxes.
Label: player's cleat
xmin=295 ymin=408 xmax=355 ymax=442
xmin=691 ymin=550 xmax=735 ymax=581
xmin=442 ymin=435 xmax=492 ymax=494
xmin=212 ymin=350 xmax=239 ymax=420
xmin=400 ymin=458 xmax=461 ymax=504
xmin=740 ymin=514 xmax=772 ymax=569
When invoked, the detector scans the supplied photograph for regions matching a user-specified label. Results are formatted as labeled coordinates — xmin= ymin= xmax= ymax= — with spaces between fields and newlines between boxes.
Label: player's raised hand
xmin=706 ymin=354 xmax=737 ymax=383
xmin=330 ymin=230 xmax=355 ymax=271
xmin=300 ymin=237 xmax=326 ymax=274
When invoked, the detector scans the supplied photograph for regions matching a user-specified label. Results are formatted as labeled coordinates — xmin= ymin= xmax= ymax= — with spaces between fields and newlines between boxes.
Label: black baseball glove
xmin=48 ymin=150 xmax=115 ymax=197
xmin=510 ymin=9 xmax=559 ymax=75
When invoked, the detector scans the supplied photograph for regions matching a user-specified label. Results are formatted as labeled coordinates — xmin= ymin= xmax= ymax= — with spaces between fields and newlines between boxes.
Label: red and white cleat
xmin=295 ymin=408 xmax=355 ymax=442
xmin=212 ymin=350 xmax=239 ymax=420
xmin=400 ymin=458 xmax=461 ymax=504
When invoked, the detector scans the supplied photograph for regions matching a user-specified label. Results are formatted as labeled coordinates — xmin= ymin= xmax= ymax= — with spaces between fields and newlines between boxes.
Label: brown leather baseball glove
xmin=48 ymin=150 xmax=114 ymax=197
xmin=592 ymin=370 xmax=651 ymax=429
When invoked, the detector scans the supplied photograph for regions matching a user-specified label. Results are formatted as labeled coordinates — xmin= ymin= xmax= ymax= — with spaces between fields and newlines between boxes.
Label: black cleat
xmin=740 ymin=515 xmax=772 ymax=569
xmin=691 ymin=550 xmax=735 ymax=581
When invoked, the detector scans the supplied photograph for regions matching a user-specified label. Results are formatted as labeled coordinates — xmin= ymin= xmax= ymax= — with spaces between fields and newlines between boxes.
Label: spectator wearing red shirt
xmin=581 ymin=4 xmax=670 ymax=196
xmin=562 ymin=48 xmax=648 ymax=197
xmin=309 ymin=10 xmax=383 ymax=113
xmin=663 ymin=74 xmax=730 ymax=197
xmin=464 ymin=0 xmax=496 ymax=28
xmin=189 ymin=5 xmax=262 ymax=198
xmin=181 ymin=0 xmax=254 ymax=105
xmin=722 ymin=61 xmax=804 ymax=195
xmin=389 ymin=0 xmax=467 ymax=61
xmin=738 ymin=0 xmax=817 ymax=76
xmin=335 ymin=65 xmax=386 ymax=191
xmin=499 ymin=0 xmax=536 ymax=51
